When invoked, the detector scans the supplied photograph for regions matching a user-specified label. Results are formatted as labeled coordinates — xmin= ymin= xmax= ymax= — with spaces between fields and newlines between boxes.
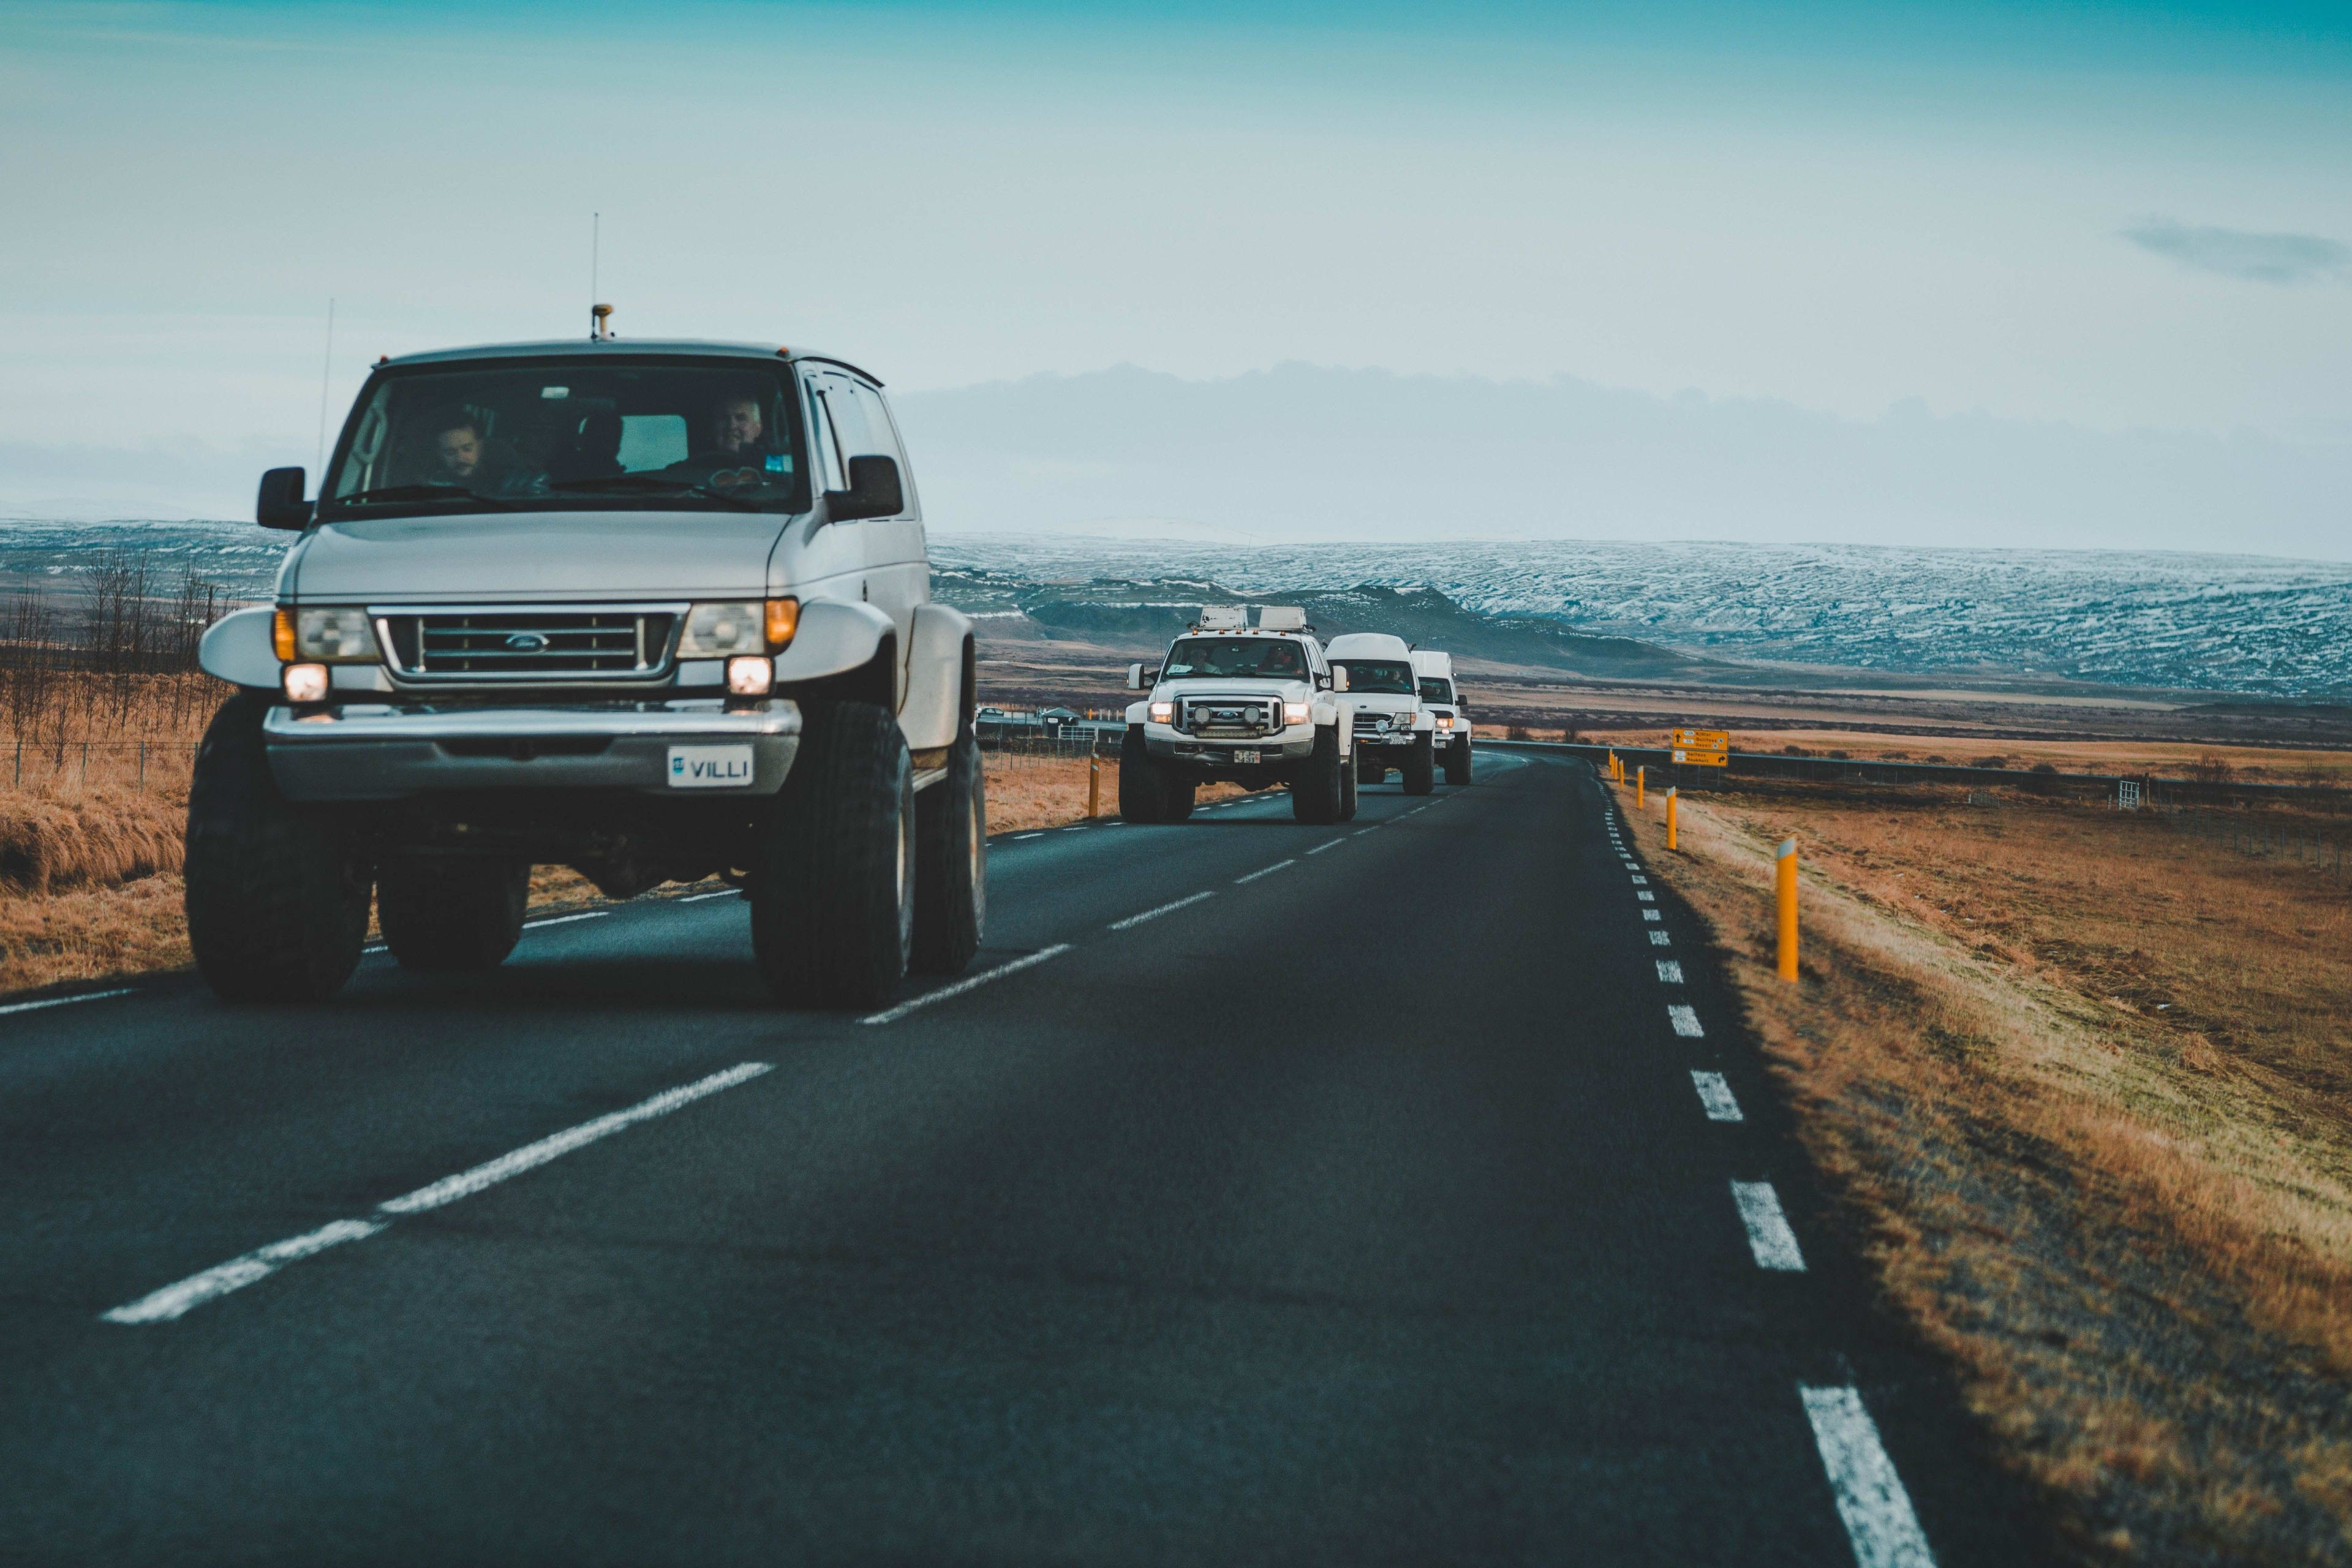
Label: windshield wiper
xmin=548 ymin=475 xmax=764 ymax=512
xmin=333 ymin=483 xmax=521 ymax=508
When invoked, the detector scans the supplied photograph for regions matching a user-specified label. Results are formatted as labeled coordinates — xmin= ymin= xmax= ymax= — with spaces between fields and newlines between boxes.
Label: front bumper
xmin=263 ymin=698 xmax=802 ymax=802
xmin=1144 ymin=724 xmax=1315 ymax=766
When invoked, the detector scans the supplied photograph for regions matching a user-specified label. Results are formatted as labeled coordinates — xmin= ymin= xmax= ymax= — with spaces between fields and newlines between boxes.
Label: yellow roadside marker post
xmin=1667 ymin=787 xmax=1678 ymax=850
xmin=1776 ymin=837 xmax=1799 ymax=982
xmin=1088 ymin=755 xmax=1101 ymax=818
xmin=1636 ymin=766 xmax=1645 ymax=808
xmin=1607 ymin=749 xmax=1617 ymax=782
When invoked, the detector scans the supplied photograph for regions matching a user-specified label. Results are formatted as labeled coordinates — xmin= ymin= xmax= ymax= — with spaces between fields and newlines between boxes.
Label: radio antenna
xmin=313 ymin=297 xmax=336 ymax=475
xmin=589 ymin=212 xmax=601 ymax=339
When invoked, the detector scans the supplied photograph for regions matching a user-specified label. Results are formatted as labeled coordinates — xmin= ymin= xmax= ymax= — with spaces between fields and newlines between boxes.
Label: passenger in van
xmin=426 ymin=408 xmax=548 ymax=496
xmin=668 ymin=390 xmax=789 ymax=487
xmin=545 ymin=409 xmax=625 ymax=484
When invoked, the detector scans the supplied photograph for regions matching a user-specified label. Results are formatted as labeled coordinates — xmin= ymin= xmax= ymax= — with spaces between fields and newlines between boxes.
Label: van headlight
xmin=680 ymin=598 xmax=798 ymax=657
xmin=287 ymin=607 xmax=380 ymax=662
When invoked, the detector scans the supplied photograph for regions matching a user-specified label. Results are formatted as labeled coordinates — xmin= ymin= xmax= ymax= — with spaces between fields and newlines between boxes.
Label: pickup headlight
xmin=282 ymin=606 xmax=380 ymax=662
xmin=680 ymin=598 xmax=799 ymax=657
xmin=1437 ymin=713 xmax=1454 ymax=729
xmin=1148 ymin=701 xmax=1174 ymax=724
xmin=1284 ymin=701 xmax=1310 ymax=725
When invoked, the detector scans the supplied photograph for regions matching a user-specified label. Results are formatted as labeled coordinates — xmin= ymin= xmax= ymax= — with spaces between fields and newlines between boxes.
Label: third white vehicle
xmin=1325 ymin=631 xmax=1435 ymax=796
xmin=1411 ymin=648 xmax=1474 ymax=786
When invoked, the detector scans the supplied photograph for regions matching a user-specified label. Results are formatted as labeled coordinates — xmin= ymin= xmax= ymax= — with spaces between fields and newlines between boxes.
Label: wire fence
xmin=2155 ymin=803 xmax=2348 ymax=884
xmin=3 ymin=738 xmax=199 ymax=794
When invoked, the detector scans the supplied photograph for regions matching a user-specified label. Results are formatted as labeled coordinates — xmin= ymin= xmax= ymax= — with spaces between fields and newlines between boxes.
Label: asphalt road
xmin=0 ymin=750 xmax=2052 ymax=1565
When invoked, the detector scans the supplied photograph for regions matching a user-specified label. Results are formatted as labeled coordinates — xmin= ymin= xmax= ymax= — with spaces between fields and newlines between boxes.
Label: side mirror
xmin=1332 ymin=667 xmax=1349 ymax=692
xmin=1126 ymin=663 xmax=1144 ymax=690
xmin=257 ymin=467 xmax=312 ymax=530
xmin=824 ymin=454 xmax=903 ymax=522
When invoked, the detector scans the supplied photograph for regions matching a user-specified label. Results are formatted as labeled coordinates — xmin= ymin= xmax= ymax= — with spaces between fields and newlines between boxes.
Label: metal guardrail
xmin=1475 ymin=737 xmax=2346 ymax=804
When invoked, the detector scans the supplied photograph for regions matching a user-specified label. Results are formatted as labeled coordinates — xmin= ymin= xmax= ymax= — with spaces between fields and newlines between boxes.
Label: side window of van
xmin=804 ymin=376 xmax=846 ymax=492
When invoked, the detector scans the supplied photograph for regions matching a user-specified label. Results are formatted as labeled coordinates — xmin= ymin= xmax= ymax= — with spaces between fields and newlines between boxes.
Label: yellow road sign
xmin=1670 ymin=728 xmax=1729 ymax=766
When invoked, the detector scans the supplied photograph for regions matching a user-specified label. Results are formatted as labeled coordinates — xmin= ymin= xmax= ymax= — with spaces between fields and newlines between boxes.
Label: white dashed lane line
xmin=523 ymin=910 xmax=611 ymax=930
xmin=1656 ymin=960 xmax=1684 ymax=984
xmin=1109 ymin=891 xmax=1215 ymax=931
xmin=1668 ymin=1005 xmax=1704 ymax=1037
xmin=1306 ymin=840 xmax=1342 ymax=854
xmin=0 ymin=987 xmax=132 ymax=1019
xmin=1636 ymin=892 xmax=1656 ymax=903
xmin=861 ymin=944 xmax=1073 ymax=1026
xmin=1643 ymin=910 xmax=1662 ymax=922
xmin=1730 ymin=1180 xmax=1807 ymax=1271
xmin=101 ymin=1061 xmax=776 ymax=1325
xmin=1800 ymin=1385 xmax=1939 ymax=1568
xmin=1013 ymin=832 xmax=1046 ymax=840
xmin=1649 ymin=930 xmax=1672 ymax=946
xmin=1691 ymin=1071 xmax=1744 ymax=1122
xmin=1234 ymin=859 xmax=1295 ymax=885
xmin=677 ymin=889 xmax=740 ymax=903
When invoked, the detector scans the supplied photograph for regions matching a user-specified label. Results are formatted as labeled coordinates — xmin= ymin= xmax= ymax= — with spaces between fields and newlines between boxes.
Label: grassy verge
xmin=1618 ymin=774 xmax=2352 ymax=1562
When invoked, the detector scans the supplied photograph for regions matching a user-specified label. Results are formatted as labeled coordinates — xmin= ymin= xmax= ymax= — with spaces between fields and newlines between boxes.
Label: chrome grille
xmin=375 ymin=605 xmax=682 ymax=682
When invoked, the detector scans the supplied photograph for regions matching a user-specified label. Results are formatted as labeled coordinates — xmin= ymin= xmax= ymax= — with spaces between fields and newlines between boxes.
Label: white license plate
xmin=1232 ymin=749 xmax=1261 ymax=764
xmin=667 ymin=744 xmax=755 ymax=788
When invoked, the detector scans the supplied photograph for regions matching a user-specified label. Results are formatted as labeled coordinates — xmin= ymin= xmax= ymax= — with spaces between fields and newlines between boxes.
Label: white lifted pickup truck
xmin=1120 ymin=606 xmax=1357 ymax=824
xmin=189 ymin=336 xmax=981 ymax=1009
xmin=1411 ymin=648 xmax=1474 ymax=786
xmin=1326 ymin=631 xmax=1436 ymax=796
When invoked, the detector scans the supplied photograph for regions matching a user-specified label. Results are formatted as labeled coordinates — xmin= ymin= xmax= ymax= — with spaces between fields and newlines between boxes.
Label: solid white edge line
xmin=861 ymin=944 xmax=1072 ymax=1025
xmin=379 ymin=1061 xmax=775 ymax=1214
xmin=1691 ymin=1071 xmax=1743 ymax=1122
xmin=104 ymin=1062 xmax=776 ymax=1324
xmin=1109 ymin=891 xmax=1215 ymax=930
xmin=1669 ymin=1003 xmax=1704 ymax=1036
xmin=1731 ymin=1180 xmax=1807 ymax=1270
xmin=1800 ymin=1385 xmax=1939 ymax=1567
xmin=1233 ymin=859 xmax=1295 ymax=884
xmin=523 ymin=910 xmax=611 ymax=929
xmin=0 ymin=987 xmax=132 ymax=1018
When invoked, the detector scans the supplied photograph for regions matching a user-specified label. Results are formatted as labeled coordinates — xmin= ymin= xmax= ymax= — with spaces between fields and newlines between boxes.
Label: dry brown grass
xmin=1583 ymin=727 xmax=2352 ymax=787
xmin=1621 ymin=776 xmax=2352 ymax=1562
xmin=982 ymin=751 xmax=1246 ymax=832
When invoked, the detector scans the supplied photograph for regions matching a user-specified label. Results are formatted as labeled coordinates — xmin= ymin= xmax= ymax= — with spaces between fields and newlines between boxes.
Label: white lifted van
xmin=1325 ymin=631 xmax=1436 ymax=796
xmin=1411 ymin=648 xmax=1474 ymax=786
xmin=1120 ymin=606 xmax=1357 ymax=824
xmin=189 ymin=337 xmax=982 ymax=1010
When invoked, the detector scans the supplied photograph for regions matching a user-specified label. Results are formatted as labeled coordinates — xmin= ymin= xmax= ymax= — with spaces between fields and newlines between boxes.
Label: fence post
xmin=1088 ymin=755 xmax=1101 ymax=820
xmin=1776 ymin=837 xmax=1799 ymax=982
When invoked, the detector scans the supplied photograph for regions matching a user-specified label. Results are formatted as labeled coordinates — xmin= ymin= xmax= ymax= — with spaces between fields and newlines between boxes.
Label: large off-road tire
xmin=751 ymin=701 xmax=914 ymax=1008
xmin=184 ymin=692 xmax=371 ymax=1003
xmin=1118 ymin=726 xmax=1166 ymax=824
xmin=1163 ymin=774 xmax=1196 ymax=821
xmin=1356 ymin=750 xmax=1387 ymax=785
xmin=1291 ymin=725 xmax=1344 ymax=824
xmin=1338 ymin=755 xmax=1360 ymax=821
xmin=1402 ymin=731 xmax=1436 ymax=796
xmin=377 ymin=858 xmax=528 ymax=971
xmin=1444 ymin=735 xmax=1474 ymax=786
xmin=911 ymin=731 xmax=985 ymax=976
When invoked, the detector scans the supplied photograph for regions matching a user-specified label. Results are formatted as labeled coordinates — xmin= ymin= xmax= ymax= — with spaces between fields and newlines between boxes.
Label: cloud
xmin=2122 ymin=217 xmax=2350 ymax=284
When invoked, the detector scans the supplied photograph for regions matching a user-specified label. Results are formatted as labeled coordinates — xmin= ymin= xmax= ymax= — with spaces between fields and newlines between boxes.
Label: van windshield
xmin=1161 ymin=638 xmax=1307 ymax=680
xmin=321 ymin=358 xmax=809 ymax=517
xmin=1419 ymin=677 xmax=1454 ymax=703
xmin=1334 ymin=659 xmax=1415 ymax=694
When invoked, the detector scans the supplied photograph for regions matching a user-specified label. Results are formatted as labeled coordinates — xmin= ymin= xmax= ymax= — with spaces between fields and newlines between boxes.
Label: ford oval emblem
xmin=504 ymin=631 xmax=549 ymax=652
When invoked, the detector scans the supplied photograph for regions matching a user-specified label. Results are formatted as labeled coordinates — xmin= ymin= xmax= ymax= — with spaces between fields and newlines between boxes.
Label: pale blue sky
xmin=2 ymin=1 xmax=2348 ymax=540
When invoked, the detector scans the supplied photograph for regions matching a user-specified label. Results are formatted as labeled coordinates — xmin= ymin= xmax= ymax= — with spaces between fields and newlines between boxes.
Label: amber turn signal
xmin=272 ymin=608 xmax=297 ymax=662
xmin=764 ymin=598 xmax=799 ymax=650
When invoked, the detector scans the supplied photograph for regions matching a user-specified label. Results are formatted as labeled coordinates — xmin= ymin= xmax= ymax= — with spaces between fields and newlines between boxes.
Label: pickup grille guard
xmin=1177 ymin=695 xmax=1280 ymax=737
